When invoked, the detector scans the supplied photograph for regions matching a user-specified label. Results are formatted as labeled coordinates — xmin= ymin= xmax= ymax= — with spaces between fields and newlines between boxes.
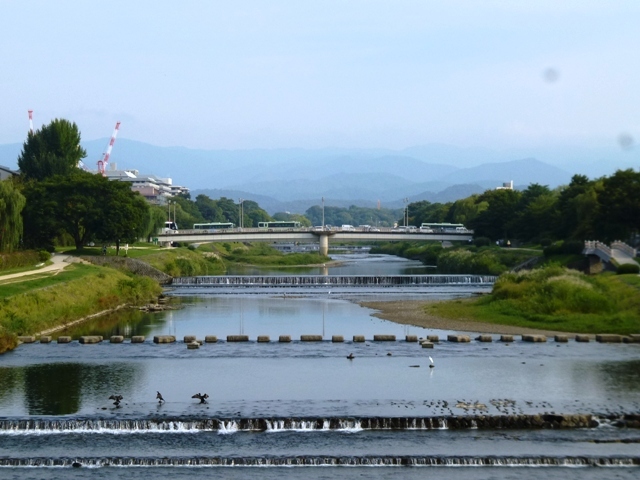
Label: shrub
xmin=544 ymin=240 xmax=584 ymax=256
xmin=617 ymin=263 xmax=640 ymax=275
xmin=38 ymin=250 xmax=51 ymax=262
xmin=473 ymin=237 xmax=492 ymax=247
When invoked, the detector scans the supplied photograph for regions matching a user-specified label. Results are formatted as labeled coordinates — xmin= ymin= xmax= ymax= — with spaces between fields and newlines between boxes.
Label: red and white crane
xmin=28 ymin=110 xmax=34 ymax=133
xmin=97 ymin=121 xmax=121 ymax=176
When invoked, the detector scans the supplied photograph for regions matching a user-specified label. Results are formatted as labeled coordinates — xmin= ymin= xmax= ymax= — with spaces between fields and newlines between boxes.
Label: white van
xmin=341 ymin=225 xmax=356 ymax=232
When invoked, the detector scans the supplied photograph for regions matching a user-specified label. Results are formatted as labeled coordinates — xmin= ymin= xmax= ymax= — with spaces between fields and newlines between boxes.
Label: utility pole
xmin=322 ymin=197 xmax=325 ymax=228
xmin=403 ymin=198 xmax=409 ymax=227
xmin=28 ymin=110 xmax=34 ymax=134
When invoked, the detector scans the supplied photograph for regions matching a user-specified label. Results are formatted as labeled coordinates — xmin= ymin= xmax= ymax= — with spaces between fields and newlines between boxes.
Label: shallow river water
xmin=0 ymin=255 xmax=638 ymax=479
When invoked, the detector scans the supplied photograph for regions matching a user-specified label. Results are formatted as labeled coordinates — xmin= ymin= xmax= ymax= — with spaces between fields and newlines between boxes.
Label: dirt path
xmin=359 ymin=299 xmax=582 ymax=336
xmin=0 ymin=254 xmax=74 ymax=283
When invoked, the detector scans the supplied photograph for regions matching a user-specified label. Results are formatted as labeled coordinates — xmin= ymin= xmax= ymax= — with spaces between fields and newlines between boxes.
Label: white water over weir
xmin=172 ymin=274 xmax=497 ymax=287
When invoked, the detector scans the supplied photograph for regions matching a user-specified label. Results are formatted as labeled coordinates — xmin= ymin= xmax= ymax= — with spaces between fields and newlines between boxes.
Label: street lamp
xmin=322 ymin=197 xmax=325 ymax=229
xmin=238 ymin=198 xmax=244 ymax=229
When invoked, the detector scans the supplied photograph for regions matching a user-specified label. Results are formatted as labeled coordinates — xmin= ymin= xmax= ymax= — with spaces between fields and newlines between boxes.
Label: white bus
xmin=420 ymin=223 xmax=468 ymax=233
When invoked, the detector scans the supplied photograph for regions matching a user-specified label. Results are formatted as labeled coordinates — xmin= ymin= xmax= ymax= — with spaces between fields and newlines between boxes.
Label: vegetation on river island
xmin=427 ymin=266 xmax=640 ymax=335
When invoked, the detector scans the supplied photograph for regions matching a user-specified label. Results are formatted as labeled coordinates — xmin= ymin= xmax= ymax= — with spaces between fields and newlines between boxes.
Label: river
xmin=0 ymin=254 xmax=638 ymax=478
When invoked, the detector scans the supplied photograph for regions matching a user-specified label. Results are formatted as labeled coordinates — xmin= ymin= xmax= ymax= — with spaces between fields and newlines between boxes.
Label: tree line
xmin=408 ymin=172 xmax=640 ymax=244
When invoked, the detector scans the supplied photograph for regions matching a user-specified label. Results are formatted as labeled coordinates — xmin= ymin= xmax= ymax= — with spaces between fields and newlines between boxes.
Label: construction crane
xmin=97 ymin=121 xmax=121 ymax=176
xmin=28 ymin=110 xmax=34 ymax=133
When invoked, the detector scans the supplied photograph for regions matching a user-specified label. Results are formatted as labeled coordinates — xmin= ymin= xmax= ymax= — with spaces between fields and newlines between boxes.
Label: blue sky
xmin=1 ymin=0 xmax=639 ymax=151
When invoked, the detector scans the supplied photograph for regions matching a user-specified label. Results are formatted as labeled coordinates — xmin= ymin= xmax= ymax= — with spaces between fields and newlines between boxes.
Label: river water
xmin=0 ymin=254 xmax=638 ymax=478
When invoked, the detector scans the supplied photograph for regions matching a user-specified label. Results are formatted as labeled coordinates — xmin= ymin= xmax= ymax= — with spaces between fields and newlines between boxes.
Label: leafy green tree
xmin=242 ymin=200 xmax=271 ymax=227
xmin=194 ymin=194 xmax=224 ymax=222
xmin=511 ymin=184 xmax=559 ymax=242
xmin=146 ymin=206 xmax=168 ymax=241
xmin=22 ymin=172 xmax=149 ymax=251
xmin=597 ymin=169 xmax=640 ymax=241
xmin=18 ymin=119 xmax=87 ymax=181
xmin=445 ymin=195 xmax=488 ymax=225
xmin=469 ymin=189 xmax=521 ymax=240
xmin=411 ymin=201 xmax=452 ymax=226
xmin=0 ymin=179 xmax=26 ymax=252
xmin=97 ymin=181 xmax=149 ymax=254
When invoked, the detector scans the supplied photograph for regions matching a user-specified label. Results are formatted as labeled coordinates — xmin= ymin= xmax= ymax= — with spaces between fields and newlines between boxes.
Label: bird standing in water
xmin=109 ymin=395 xmax=123 ymax=407
xmin=156 ymin=391 xmax=165 ymax=404
xmin=192 ymin=393 xmax=209 ymax=404
xmin=429 ymin=356 xmax=435 ymax=368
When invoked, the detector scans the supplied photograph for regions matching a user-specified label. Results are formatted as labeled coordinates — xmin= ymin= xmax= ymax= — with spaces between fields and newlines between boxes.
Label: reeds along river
xmin=0 ymin=254 xmax=638 ymax=479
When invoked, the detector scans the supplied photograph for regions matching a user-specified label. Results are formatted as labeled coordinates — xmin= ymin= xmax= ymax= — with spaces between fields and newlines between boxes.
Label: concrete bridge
xmin=157 ymin=227 xmax=473 ymax=255
xmin=583 ymin=240 xmax=638 ymax=272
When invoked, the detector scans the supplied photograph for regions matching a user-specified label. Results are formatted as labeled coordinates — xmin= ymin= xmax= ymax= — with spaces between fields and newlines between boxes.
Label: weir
xmin=1 ymin=413 xmax=631 ymax=434
xmin=1 ymin=455 xmax=638 ymax=468
xmin=172 ymin=274 xmax=497 ymax=287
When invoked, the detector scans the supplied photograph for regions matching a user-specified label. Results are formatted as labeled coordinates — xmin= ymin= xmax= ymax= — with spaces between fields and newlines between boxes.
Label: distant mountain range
xmin=1 ymin=138 xmax=636 ymax=215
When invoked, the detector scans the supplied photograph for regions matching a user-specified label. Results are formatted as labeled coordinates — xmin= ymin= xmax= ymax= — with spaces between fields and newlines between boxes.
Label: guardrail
xmin=165 ymin=227 xmax=475 ymax=235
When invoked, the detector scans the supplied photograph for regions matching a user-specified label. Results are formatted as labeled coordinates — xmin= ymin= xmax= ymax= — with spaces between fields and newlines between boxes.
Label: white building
xmin=105 ymin=166 xmax=189 ymax=205
xmin=496 ymin=180 xmax=514 ymax=190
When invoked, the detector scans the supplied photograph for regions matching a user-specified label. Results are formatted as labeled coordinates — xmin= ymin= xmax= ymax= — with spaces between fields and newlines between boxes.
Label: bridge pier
xmin=319 ymin=235 xmax=329 ymax=256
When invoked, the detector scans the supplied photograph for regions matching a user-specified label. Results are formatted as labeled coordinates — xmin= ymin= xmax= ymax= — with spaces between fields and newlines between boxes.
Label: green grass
xmin=0 ymin=265 xmax=161 ymax=352
xmin=428 ymin=266 xmax=640 ymax=335
xmin=0 ymin=264 xmax=101 ymax=299
xmin=223 ymin=243 xmax=330 ymax=266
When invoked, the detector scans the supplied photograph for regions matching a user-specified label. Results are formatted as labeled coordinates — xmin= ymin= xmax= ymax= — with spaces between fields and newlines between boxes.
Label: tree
xmin=18 ymin=119 xmax=87 ymax=181
xmin=0 ymin=179 xmax=26 ymax=252
xmin=22 ymin=172 xmax=149 ymax=251
xmin=195 ymin=194 xmax=224 ymax=222
xmin=97 ymin=181 xmax=150 ymax=254
xmin=597 ymin=169 xmax=640 ymax=241
xmin=242 ymin=200 xmax=271 ymax=227
xmin=469 ymin=189 xmax=521 ymax=240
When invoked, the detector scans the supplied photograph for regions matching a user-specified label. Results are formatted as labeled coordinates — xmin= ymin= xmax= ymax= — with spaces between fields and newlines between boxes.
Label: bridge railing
xmin=163 ymin=227 xmax=474 ymax=236
xmin=611 ymin=241 xmax=638 ymax=258
xmin=584 ymin=240 xmax=612 ymax=258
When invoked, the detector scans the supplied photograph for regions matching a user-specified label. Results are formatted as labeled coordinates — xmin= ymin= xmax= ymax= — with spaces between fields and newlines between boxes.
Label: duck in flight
xmin=192 ymin=393 xmax=209 ymax=404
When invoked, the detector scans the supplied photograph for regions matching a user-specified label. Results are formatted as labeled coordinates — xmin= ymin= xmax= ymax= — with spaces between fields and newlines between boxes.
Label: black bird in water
xmin=156 ymin=391 xmax=165 ymax=404
xmin=192 ymin=393 xmax=209 ymax=404
xmin=347 ymin=353 xmax=355 ymax=360
xmin=109 ymin=395 xmax=123 ymax=407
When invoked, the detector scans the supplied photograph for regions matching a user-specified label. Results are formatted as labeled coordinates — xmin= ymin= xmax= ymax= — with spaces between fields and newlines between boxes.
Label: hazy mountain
xmin=2 ymin=138 xmax=633 ymax=213
xmin=438 ymin=158 xmax=572 ymax=188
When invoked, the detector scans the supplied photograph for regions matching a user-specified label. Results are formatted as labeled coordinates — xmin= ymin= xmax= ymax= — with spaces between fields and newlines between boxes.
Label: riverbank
xmin=360 ymin=300 xmax=582 ymax=336
xmin=0 ymin=263 xmax=161 ymax=354
xmin=361 ymin=267 xmax=640 ymax=336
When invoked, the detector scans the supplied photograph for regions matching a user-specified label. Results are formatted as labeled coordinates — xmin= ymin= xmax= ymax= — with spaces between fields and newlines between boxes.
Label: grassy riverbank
xmin=370 ymin=242 xmax=537 ymax=275
xmin=427 ymin=266 xmax=640 ymax=335
xmin=0 ymin=263 xmax=161 ymax=353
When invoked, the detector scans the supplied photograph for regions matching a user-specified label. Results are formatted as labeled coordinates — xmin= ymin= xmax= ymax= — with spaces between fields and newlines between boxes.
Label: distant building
xmin=496 ymin=180 xmax=514 ymax=190
xmin=0 ymin=165 xmax=18 ymax=181
xmin=105 ymin=165 xmax=189 ymax=205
